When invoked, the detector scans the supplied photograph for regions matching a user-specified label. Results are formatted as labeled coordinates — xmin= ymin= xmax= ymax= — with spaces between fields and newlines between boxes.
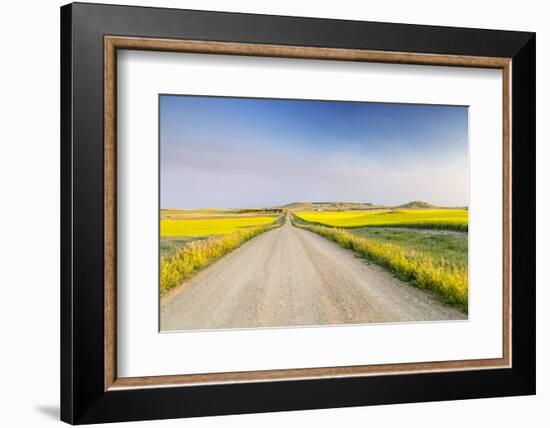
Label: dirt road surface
xmin=160 ymin=220 xmax=466 ymax=331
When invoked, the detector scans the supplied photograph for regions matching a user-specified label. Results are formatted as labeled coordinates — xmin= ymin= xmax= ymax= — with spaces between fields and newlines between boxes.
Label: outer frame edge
xmin=510 ymin=33 xmax=536 ymax=395
xmin=60 ymin=3 xmax=75 ymax=425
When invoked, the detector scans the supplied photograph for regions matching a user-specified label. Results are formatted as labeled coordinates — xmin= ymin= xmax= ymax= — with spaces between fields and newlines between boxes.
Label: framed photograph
xmin=60 ymin=2 xmax=536 ymax=424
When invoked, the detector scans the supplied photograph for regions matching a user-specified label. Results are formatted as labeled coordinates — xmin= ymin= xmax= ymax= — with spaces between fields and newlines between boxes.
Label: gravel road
xmin=160 ymin=220 xmax=466 ymax=331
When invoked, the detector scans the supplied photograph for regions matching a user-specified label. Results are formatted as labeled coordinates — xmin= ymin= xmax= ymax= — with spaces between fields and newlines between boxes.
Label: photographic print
xmin=159 ymin=95 xmax=469 ymax=331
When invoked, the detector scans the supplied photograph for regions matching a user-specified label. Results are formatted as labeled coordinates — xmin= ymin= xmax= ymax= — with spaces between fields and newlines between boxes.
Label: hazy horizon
xmin=160 ymin=95 xmax=468 ymax=209
xmin=161 ymin=200 xmax=468 ymax=210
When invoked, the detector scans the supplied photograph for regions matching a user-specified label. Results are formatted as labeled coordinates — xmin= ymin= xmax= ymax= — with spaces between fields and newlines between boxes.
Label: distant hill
xmin=277 ymin=201 xmax=465 ymax=211
xmin=279 ymin=202 xmax=383 ymax=211
xmin=396 ymin=201 xmax=438 ymax=209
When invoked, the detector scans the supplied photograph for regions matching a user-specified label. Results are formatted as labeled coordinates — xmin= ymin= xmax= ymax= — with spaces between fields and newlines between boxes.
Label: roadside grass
xmin=294 ymin=209 xmax=468 ymax=232
xmin=292 ymin=215 xmax=468 ymax=311
xmin=160 ymin=236 xmax=207 ymax=258
xmin=160 ymin=214 xmax=284 ymax=294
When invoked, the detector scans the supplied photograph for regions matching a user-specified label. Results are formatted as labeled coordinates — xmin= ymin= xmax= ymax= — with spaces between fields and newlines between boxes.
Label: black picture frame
xmin=61 ymin=2 xmax=535 ymax=424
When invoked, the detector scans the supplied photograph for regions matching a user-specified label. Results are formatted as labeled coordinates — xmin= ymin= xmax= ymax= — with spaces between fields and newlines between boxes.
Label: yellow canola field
xmin=161 ymin=216 xmax=279 ymax=237
xmin=295 ymin=209 xmax=467 ymax=231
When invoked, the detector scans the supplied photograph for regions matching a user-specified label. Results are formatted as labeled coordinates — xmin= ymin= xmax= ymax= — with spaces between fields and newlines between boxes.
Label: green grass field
xmin=294 ymin=209 xmax=468 ymax=231
xmin=350 ymin=227 xmax=467 ymax=269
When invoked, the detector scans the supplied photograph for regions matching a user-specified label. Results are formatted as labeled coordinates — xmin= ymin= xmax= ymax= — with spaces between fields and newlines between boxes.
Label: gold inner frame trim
xmin=104 ymin=35 xmax=512 ymax=391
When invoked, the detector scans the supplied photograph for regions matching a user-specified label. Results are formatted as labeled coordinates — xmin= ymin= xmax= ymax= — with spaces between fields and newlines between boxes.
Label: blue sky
xmin=160 ymin=95 xmax=468 ymax=208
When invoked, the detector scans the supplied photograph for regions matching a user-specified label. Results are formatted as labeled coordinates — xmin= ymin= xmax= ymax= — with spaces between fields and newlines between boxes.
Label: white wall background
xmin=0 ymin=0 xmax=546 ymax=426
